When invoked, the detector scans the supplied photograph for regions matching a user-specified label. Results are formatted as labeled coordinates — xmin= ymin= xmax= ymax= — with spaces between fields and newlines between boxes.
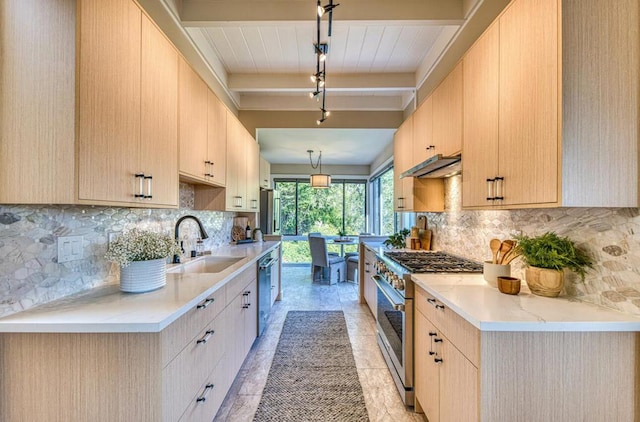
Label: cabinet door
xmin=415 ymin=311 xmax=440 ymax=422
xmin=243 ymin=278 xmax=258 ymax=354
xmin=78 ymin=0 xmax=141 ymax=203
xmin=0 ymin=0 xmax=76 ymax=204
xmin=225 ymin=112 xmax=245 ymax=210
xmin=259 ymin=156 xmax=271 ymax=189
xmin=246 ymin=136 xmax=260 ymax=211
xmin=179 ymin=57 xmax=208 ymax=182
xmin=432 ymin=62 xmax=463 ymax=156
xmin=393 ymin=117 xmax=414 ymax=211
xmin=363 ymin=248 xmax=377 ymax=317
xmin=462 ymin=22 xmax=500 ymax=208
xmin=440 ymin=338 xmax=478 ymax=422
xmin=140 ymin=15 xmax=178 ymax=207
xmin=207 ymin=90 xmax=227 ymax=186
xmin=498 ymin=0 xmax=559 ymax=206
xmin=412 ymin=96 xmax=434 ymax=167
xmin=270 ymin=250 xmax=281 ymax=305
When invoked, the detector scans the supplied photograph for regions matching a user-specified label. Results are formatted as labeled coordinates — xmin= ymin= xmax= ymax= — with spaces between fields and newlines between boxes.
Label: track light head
xmin=309 ymin=90 xmax=321 ymax=99
xmin=318 ymin=1 xmax=339 ymax=17
xmin=316 ymin=118 xmax=325 ymax=125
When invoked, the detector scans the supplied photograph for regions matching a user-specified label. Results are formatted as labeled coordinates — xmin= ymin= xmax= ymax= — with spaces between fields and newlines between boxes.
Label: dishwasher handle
xmin=259 ymin=257 xmax=276 ymax=270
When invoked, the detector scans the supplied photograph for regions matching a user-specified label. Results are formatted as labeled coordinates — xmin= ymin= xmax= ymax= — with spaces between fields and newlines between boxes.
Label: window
xmin=274 ymin=179 xmax=367 ymax=236
xmin=274 ymin=179 xmax=367 ymax=264
xmin=370 ymin=167 xmax=394 ymax=235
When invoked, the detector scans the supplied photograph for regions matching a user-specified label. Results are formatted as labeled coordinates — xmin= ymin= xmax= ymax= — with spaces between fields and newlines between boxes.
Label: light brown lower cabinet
xmin=362 ymin=247 xmax=377 ymax=317
xmin=414 ymin=285 xmax=639 ymax=421
xmin=0 ymin=266 xmax=258 ymax=422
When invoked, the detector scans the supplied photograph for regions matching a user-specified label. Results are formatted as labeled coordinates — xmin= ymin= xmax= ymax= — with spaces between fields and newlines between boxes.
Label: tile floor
xmin=213 ymin=266 xmax=425 ymax=422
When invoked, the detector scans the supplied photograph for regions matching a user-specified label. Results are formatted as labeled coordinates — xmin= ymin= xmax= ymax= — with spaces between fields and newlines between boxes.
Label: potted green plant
xmin=105 ymin=228 xmax=181 ymax=293
xmin=514 ymin=232 xmax=593 ymax=297
xmin=384 ymin=229 xmax=410 ymax=249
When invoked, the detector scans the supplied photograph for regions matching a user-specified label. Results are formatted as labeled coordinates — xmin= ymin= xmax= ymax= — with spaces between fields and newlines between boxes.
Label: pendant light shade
xmin=310 ymin=173 xmax=331 ymax=188
xmin=308 ymin=150 xmax=331 ymax=188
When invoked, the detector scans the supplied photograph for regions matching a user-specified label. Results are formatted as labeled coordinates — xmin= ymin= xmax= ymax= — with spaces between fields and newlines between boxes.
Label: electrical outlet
xmin=58 ymin=235 xmax=84 ymax=263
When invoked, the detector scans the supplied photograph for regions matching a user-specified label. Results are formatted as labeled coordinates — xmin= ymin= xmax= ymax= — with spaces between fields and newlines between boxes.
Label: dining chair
xmin=308 ymin=236 xmax=345 ymax=284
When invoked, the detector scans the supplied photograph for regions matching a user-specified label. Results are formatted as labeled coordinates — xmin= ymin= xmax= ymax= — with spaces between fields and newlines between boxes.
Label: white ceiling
xmin=257 ymin=128 xmax=396 ymax=165
xmin=155 ymin=0 xmax=484 ymax=166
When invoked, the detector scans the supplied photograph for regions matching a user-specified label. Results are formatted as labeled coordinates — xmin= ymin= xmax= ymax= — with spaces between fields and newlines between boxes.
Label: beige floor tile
xmin=215 ymin=265 xmax=422 ymax=421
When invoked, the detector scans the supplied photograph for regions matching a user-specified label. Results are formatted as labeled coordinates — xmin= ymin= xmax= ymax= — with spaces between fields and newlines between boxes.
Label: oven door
xmin=373 ymin=274 xmax=412 ymax=387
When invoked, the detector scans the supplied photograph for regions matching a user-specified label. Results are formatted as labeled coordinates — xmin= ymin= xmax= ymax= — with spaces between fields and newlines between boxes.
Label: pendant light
xmin=308 ymin=150 xmax=331 ymax=188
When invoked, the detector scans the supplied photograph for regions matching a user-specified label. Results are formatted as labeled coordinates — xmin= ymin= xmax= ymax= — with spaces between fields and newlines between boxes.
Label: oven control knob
xmin=396 ymin=278 xmax=405 ymax=290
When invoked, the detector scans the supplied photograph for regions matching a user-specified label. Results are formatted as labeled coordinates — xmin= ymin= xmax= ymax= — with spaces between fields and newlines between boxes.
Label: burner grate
xmin=384 ymin=251 xmax=482 ymax=273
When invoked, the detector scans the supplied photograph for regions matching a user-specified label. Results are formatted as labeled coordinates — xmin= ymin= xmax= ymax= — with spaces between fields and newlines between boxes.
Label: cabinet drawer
xmin=225 ymin=264 xmax=256 ymax=305
xmin=163 ymin=320 xmax=224 ymax=422
xmin=415 ymin=285 xmax=479 ymax=366
xmin=161 ymin=287 xmax=225 ymax=365
xmin=178 ymin=358 xmax=226 ymax=422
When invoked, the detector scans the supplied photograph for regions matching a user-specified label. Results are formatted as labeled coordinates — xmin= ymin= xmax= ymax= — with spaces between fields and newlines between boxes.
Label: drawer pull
xmin=427 ymin=298 xmax=437 ymax=306
xmin=242 ymin=304 xmax=250 ymax=309
xmin=196 ymin=383 xmax=214 ymax=403
xmin=434 ymin=357 xmax=443 ymax=364
xmin=429 ymin=351 xmax=435 ymax=356
xmin=196 ymin=329 xmax=215 ymax=344
xmin=197 ymin=297 xmax=215 ymax=309
xmin=434 ymin=338 xmax=443 ymax=343
xmin=428 ymin=332 xmax=437 ymax=337
xmin=243 ymin=291 xmax=251 ymax=296
xmin=435 ymin=304 xmax=445 ymax=310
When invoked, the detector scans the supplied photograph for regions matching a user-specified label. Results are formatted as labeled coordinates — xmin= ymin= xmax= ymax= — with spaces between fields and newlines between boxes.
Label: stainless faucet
xmin=173 ymin=215 xmax=209 ymax=263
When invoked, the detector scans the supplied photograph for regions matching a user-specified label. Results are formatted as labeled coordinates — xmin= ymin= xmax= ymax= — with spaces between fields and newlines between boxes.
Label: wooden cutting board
xmin=419 ymin=229 xmax=432 ymax=250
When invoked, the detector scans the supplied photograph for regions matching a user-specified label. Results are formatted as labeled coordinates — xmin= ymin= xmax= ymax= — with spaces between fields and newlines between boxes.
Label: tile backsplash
xmin=417 ymin=175 xmax=640 ymax=316
xmin=0 ymin=184 xmax=235 ymax=318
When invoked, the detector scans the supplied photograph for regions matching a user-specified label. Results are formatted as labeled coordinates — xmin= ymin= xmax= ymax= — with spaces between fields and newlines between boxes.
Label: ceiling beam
xmin=180 ymin=0 xmax=465 ymax=24
xmin=239 ymin=94 xmax=406 ymax=111
xmin=229 ymin=73 xmax=416 ymax=92
xmin=239 ymin=110 xmax=404 ymax=135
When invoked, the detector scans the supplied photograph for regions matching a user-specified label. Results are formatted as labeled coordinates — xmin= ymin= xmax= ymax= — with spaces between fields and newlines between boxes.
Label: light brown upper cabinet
xmin=432 ymin=62 xmax=463 ymax=157
xmin=394 ymin=114 xmax=445 ymax=213
xmin=0 ymin=0 xmax=76 ymax=204
xmin=206 ymin=90 xmax=227 ymax=187
xmin=225 ymin=112 xmax=249 ymax=211
xmin=246 ymin=135 xmax=260 ymax=211
xmin=393 ymin=117 xmax=414 ymax=212
xmin=463 ymin=0 xmax=639 ymax=209
xmin=139 ymin=14 xmax=179 ymax=207
xmin=78 ymin=0 xmax=178 ymax=207
xmin=178 ymin=58 xmax=208 ymax=183
xmin=259 ymin=156 xmax=271 ymax=189
xmin=412 ymin=96 xmax=434 ymax=168
xmin=1 ymin=0 xmax=179 ymax=207
xmin=462 ymin=22 xmax=500 ymax=208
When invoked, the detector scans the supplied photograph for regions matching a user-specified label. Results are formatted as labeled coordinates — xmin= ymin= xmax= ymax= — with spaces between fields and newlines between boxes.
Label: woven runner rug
xmin=253 ymin=311 xmax=370 ymax=421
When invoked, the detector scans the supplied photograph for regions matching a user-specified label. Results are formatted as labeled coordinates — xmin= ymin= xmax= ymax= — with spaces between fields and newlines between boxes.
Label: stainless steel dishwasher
xmin=257 ymin=251 xmax=277 ymax=336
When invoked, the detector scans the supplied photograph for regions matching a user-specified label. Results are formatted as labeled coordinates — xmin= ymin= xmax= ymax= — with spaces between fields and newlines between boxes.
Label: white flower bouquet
xmin=105 ymin=228 xmax=181 ymax=267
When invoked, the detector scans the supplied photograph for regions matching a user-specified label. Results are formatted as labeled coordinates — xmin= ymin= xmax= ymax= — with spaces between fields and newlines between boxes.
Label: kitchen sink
xmin=168 ymin=256 xmax=243 ymax=274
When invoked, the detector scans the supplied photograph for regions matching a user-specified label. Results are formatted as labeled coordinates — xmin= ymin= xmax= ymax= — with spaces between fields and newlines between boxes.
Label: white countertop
xmin=0 ymin=241 xmax=280 ymax=334
xmin=412 ymin=273 xmax=640 ymax=332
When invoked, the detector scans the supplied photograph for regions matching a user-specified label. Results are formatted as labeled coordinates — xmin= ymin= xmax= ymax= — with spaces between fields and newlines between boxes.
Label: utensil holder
xmin=483 ymin=261 xmax=511 ymax=288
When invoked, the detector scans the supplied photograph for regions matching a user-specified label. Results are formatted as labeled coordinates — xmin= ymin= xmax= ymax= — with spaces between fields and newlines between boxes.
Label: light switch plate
xmin=58 ymin=235 xmax=84 ymax=263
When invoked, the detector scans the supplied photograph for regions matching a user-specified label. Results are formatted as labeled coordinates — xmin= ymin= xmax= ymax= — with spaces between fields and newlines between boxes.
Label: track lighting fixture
xmin=317 ymin=1 xmax=339 ymax=17
xmin=311 ymin=1 xmax=338 ymax=125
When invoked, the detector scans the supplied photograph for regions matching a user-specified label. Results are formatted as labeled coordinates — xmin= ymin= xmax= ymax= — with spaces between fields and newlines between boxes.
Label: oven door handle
xmin=373 ymin=275 xmax=405 ymax=312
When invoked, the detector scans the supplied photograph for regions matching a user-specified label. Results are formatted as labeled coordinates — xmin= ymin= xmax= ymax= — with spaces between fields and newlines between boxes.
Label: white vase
xmin=119 ymin=258 xmax=167 ymax=293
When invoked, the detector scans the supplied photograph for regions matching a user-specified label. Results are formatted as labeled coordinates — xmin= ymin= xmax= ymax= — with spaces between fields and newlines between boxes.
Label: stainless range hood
xmin=400 ymin=154 xmax=461 ymax=178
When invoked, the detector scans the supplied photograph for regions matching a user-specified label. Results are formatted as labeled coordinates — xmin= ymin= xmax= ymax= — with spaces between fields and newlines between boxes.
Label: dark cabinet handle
xmin=434 ymin=358 xmax=443 ymax=364
xmin=196 ymin=384 xmax=214 ymax=402
xmin=196 ymin=329 xmax=215 ymax=344
xmin=197 ymin=297 xmax=215 ymax=309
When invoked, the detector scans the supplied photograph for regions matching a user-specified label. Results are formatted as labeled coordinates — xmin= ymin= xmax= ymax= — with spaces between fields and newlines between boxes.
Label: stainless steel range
xmin=373 ymin=250 xmax=482 ymax=406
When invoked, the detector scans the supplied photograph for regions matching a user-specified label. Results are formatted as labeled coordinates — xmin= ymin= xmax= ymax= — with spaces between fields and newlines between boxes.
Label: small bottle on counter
xmin=245 ymin=223 xmax=251 ymax=240
xmin=196 ymin=238 xmax=204 ymax=256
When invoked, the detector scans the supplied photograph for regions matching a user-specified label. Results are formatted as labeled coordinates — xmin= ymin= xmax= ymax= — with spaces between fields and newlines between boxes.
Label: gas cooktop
xmin=383 ymin=251 xmax=483 ymax=274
